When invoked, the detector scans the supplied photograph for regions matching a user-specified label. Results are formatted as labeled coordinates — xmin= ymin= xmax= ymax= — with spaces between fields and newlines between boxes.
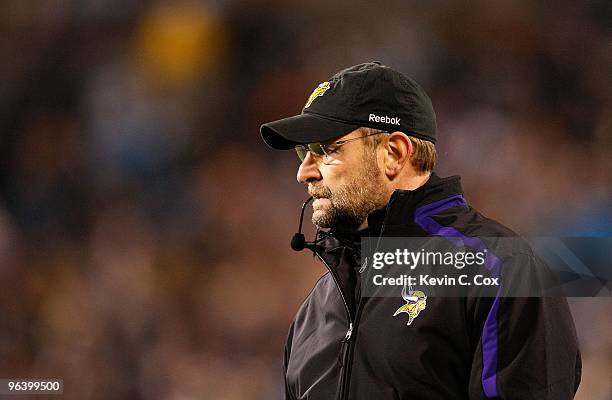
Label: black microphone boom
xmin=291 ymin=197 xmax=313 ymax=251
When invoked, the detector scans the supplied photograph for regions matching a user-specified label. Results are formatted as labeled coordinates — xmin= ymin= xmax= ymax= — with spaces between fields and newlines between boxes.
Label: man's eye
xmin=322 ymin=144 xmax=338 ymax=153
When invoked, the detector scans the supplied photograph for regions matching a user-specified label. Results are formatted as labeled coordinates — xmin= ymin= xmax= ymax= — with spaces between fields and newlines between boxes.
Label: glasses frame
xmin=295 ymin=130 xmax=388 ymax=163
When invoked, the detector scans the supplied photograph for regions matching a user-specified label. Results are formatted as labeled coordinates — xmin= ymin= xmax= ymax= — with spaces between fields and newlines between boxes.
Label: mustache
xmin=308 ymin=184 xmax=333 ymax=199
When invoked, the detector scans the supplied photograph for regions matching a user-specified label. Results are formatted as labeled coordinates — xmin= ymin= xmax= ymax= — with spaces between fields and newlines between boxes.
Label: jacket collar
xmin=328 ymin=172 xmax=464 ymax=241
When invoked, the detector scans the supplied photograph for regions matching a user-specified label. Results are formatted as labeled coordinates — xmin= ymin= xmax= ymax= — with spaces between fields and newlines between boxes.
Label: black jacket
xmin=283 ymin=173 xmax=581 ymax=400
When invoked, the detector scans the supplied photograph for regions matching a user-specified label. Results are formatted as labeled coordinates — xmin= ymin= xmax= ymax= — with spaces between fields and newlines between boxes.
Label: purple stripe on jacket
xmin=414 ymin=194 xmax=501 ymax=399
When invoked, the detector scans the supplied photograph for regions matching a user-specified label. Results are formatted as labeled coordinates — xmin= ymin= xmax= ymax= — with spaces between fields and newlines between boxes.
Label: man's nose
xmin=297 ymin=152 xmax=322 ymax=184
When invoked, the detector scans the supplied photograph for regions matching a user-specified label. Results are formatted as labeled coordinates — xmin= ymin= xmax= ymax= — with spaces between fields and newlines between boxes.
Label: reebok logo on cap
xmin=369 ymin=113 xmax=400 ymax=126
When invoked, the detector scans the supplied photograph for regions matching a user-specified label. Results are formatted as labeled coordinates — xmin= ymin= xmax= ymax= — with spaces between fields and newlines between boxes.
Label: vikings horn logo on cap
xmin=304 ymin=81 xmax=331 ymax=108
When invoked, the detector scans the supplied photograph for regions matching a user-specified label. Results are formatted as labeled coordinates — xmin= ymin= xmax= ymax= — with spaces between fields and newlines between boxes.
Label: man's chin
xmin=312 ymin=197 xmax=331 ymax=207
xmin=312 ymin=210 xmax=332 ymax=228
xmin=312 ymin=210 xmax=362 ymax=231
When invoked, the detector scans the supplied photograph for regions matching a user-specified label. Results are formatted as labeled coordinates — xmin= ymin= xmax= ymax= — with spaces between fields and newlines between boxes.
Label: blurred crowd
xmin=0 ymin=0 xmax=610 ymax=399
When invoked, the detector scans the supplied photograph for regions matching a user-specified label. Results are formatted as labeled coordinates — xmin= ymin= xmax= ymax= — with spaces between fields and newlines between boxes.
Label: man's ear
xmin=382 ymin=131 xmax=412 ymax=179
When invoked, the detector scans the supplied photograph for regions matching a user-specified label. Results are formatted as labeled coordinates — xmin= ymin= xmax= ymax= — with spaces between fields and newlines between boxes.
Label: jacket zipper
xmin=338 ymin=304 xmax=365 ymax=400
xmin=314 ymin=252 xmax=356 ymax=400
xmin=339 ymin=198 xmax=395 ymax=399
xmin=337 ymin=322 xmax=352 ymax=398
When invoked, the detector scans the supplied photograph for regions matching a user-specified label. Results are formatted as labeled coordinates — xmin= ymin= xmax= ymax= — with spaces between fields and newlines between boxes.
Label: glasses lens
xmin=295 ymin=145 xmax=308 ymax=161
xmin=307 ymin=143 xmax=326 ymax=156
xmin=295 ymin=143 xmax=327 ymax=162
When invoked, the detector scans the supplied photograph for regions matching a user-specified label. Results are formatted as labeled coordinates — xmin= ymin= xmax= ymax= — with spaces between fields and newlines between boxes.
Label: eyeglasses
xmin=295 ymin=131 xmax=388 ymax=164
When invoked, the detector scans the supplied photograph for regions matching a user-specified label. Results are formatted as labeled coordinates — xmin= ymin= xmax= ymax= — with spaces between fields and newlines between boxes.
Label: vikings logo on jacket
xmin=393 ymin=283 xmax=427 ymax=326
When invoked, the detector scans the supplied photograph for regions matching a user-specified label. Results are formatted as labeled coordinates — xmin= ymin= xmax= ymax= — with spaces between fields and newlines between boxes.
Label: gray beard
xmin=309 ymin=156 xmax=388 ymax=232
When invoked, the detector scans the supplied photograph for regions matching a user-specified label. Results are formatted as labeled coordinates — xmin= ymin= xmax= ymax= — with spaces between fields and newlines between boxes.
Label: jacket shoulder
xmin=436 ymin=204 xmax=518 ymax=237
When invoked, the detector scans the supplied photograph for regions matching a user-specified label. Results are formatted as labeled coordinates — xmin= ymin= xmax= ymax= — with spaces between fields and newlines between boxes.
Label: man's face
xmin=296 ymin=129 xmax=389 ymax=231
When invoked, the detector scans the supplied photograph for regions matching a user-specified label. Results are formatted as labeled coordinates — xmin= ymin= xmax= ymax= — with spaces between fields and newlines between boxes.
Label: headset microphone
xmin=291 ymin=197 xmax=314 ymax=251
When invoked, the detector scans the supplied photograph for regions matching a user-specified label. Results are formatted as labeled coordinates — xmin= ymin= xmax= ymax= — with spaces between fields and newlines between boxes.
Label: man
xmin=260 ymin=62 xmax=581 ymax=400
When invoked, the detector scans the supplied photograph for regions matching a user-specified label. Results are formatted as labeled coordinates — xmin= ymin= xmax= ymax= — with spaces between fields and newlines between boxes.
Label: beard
xmin=308 ymin=152 xmax=388 ymax=231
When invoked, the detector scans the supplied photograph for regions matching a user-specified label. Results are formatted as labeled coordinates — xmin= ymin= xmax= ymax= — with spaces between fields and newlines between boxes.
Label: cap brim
xmin=260 ymin=112 xmax=360 ymax=150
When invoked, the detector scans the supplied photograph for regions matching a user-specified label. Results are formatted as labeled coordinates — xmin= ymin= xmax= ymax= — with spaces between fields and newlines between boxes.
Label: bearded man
xmin=260 ymin=62 xmax=581 ymax=400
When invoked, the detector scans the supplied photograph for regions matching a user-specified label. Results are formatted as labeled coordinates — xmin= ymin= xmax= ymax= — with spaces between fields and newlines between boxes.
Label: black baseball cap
xmin=260 ymin=62 xmax=437 ymax=150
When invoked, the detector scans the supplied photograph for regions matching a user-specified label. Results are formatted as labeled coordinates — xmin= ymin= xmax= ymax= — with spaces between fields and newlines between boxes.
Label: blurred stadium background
xmin=0 ymin=0 xmax=610 ymax=399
